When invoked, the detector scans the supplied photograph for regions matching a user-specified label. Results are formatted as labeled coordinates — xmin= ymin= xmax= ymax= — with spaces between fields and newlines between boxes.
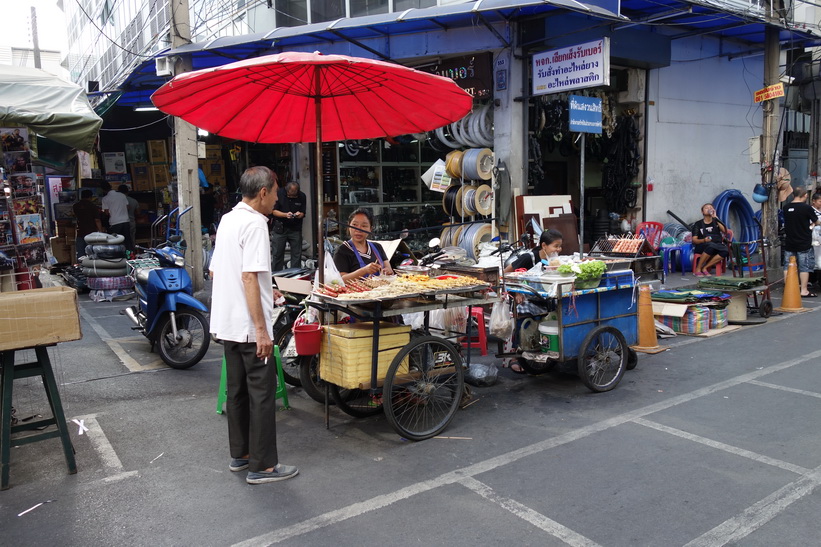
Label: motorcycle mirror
xmin=169 ymin=235 xmax=182 ymax=243
xmin=428 ymin=237 xmax=441 ymax=249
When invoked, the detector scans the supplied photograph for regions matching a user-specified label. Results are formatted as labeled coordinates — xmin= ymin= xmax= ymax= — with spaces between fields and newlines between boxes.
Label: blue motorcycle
xmin=121 ymin=207 xmax=210 ymax=369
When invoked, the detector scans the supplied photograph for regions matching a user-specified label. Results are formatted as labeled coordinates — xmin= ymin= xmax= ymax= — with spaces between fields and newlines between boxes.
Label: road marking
xmin=79 ymin=308 xmax=165 ymax=372
xmin=73 ymin=414 xmax=124 ymax=473
xmin=684 ymin=465 xmax=821 ymax=547
xmin=633 ymin=418 xmax=810 ymax=475
xmin=748 ymin=379 xmax=821 ymax=400
xmin=460 ymin=477 xmax=601 ymax=547
xmin=234 ymin=346 xmax=821 ymax=547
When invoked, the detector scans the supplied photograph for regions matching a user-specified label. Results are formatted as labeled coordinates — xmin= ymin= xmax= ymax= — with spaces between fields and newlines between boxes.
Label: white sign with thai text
xmin=532 ymin=38 xmax=610 ymax=96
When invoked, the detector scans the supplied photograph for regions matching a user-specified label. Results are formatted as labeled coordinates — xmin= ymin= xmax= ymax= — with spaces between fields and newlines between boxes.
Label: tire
xmin=273 ymin=322 xmax=301 ymax=387
xmin=759 ymin=299 xmax=773 ymax=318
xmin=383 ymin=336 xmax=464 ymax=441
xmin=626 ymin=347 xmax=638 ymax=371
xmin=577 ymin=326 xmax=627 ymax=392
xmin=298 ymin=354 xmax=333 ymax=404
xmin=330 ymin=385 xmax=383 ymax=418
xmin=155 ymin=307 xmax=210 ymax=369
xmin=516 ymin=356 xmax=555 ymax=375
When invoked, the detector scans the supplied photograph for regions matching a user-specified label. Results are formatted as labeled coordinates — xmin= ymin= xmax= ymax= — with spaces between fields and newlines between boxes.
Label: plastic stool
xmin=661 ymin=246 xmax=683 ymax=276
xmin=216 ymin=345 xmax=289 ymax=414
xmin=463 ymin=307 xmax=488 ymax=356
xmin=693 ymin=253 xmax=726 ymax=276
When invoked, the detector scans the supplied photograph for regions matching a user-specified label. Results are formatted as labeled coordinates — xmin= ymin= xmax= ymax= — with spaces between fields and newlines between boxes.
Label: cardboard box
xmin=148 ymin=140 xmax=168 ymax=164
xmin=151 ymin=164 xmax=170 ymax=188
xmin=131 ymin=162 xmax=152 ymax=191
xmin=205 ymin=145 xmax=222 ymax=160
xmin=102 ymin=152 xmax=127 ymax=174
xmin=205 ymin=160 xmax=224 ymax=176
xmin=0 ymin=286 xmax=82 ymax=351
xmin=50 ymin=236 xmax=72 ymax=264
xmin=319 ymin=323 xmax=410 ymax=389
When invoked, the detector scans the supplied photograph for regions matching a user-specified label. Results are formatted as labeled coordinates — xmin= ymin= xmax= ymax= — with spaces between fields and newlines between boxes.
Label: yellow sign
xmin=754 ymin=83 xmax=785 ymax=103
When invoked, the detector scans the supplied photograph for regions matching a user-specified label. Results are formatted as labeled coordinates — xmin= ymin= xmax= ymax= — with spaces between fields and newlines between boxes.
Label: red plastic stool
xmin=463 ymin=307 xmax=488 ymax=356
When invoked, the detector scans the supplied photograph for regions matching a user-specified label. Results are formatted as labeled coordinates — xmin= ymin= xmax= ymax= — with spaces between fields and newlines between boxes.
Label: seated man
xmin=691 ymin=203 xmax=728 ymax=277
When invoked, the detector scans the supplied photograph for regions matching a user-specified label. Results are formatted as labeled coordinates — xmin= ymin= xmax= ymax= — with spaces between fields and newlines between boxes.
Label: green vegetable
xmin=557 ymin=260 xmax=606 ymax=280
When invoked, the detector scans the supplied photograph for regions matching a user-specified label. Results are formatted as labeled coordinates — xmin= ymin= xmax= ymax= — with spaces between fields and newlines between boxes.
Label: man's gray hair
xmin=239 ymin=166 xmax=277 ymax=198
xmin=286 ymin=181 xmax=299 ymax=192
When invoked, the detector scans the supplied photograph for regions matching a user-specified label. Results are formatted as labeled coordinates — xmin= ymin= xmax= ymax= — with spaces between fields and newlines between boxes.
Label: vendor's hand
xmin=362 ymin=262 xmax=381 ymax=276
xmin=255 ymin=327 xmax=273 ymax=360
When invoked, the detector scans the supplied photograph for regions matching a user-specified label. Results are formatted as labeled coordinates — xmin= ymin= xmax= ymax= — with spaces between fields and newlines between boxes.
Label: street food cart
xmin=308 ymin=274 xmax=496 ymax=441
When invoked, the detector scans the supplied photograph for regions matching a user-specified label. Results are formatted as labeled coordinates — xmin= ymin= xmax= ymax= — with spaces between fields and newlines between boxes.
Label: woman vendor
xmin=691 ymin=203 xmax=728 ymax=277
xmin=334 ymin=208 xmax=395 ymax=282
xmin=504 ymin=229 xmax=563 ymax=273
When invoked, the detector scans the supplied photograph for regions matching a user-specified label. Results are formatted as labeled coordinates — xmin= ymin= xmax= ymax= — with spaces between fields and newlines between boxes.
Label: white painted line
xmin=79 ymin=308 xmax=165 ymax=372
xmin=99 ymin=470 xmax=139 ymax=484
xmin=234 ymin=346 xmax=821 ymax=547
xmin=73 ymin=414 xmax=124 ymax=473
xmin=460 ymin=477 xmax=601 ymax=547
xmin=748 ymin=379 xmax=821 ymax=400
xmin=684 ymin=466 xmax=821 ymax=547
xmin=633 ymin=418 xmax=810 ymax=475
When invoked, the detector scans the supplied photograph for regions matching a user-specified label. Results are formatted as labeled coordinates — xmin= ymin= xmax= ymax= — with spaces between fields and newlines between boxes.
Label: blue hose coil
xmin=712 ymin=190 xmax=759 ymax=254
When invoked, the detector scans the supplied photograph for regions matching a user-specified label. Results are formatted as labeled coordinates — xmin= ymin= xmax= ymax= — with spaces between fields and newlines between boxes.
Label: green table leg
xmin=216 ymin=346 xmax=289 ymax=414
xmin=216 ymin=356 xmax=227 ymax=415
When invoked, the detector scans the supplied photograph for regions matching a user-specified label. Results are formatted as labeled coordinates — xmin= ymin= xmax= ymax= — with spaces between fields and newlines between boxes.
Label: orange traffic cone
xmin=632 ymin=284 xmax=666 ymax=354
xmin=776 ymin=255 xmax=807 ymax=313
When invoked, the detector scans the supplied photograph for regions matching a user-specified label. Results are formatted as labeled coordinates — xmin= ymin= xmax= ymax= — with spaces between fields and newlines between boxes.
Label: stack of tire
xmin=81 ymin=232 xmax=134 ymax=293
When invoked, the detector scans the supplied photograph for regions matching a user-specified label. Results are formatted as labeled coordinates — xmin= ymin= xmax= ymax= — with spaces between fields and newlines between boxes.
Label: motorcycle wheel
xmin=298 ymin=353 xmax=337 ymax=404
xmin=273 ymin=322 xmax=301 ymax=387
xmin=156 ymin=307 xmax=210 ymax=369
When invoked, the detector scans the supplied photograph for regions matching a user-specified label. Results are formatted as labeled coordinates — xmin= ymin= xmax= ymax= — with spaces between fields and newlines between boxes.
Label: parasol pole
xmin=315 ymin=67 xmax=325 ymax=285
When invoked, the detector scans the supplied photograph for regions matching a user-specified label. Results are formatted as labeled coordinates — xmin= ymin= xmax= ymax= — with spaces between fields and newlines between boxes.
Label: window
xmin=350 ymin=0 xmax=389 ymax=18
xmin=312 ymin=0 xmax=345 ymax=23
xmin=276 ymin=0 xmax=308 ymax=26
xmin=394 ymin=0 xmax=437 ymax=9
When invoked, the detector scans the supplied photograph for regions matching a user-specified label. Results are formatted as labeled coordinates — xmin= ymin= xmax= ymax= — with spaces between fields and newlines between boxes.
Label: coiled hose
xmin=712 ymin=190 xmax=758 ymax=254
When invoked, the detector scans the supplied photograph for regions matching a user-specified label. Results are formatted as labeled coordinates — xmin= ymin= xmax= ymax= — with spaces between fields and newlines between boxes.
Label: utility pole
xmin=169 ymin=0 xmax=203 ymax=292
xmin=31 ymin=7 xmax=41 ymax=69
xmin=761 ymin=25 xmax=781 ymax=273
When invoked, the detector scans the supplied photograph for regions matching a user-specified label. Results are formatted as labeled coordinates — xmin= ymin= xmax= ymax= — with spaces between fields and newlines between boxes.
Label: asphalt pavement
xmin=2 ymin=276 xmax=821 ymax=546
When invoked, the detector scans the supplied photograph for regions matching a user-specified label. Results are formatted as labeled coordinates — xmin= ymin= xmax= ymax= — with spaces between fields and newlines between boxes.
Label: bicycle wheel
xmin=577 ymin=326 xmax=627 ymax=392
xmin=383 ymin=336 xmax=464 ymax=441
xmin=274 ymin=323 xmax=301 ymax=386
xmin=330 ymin=385 xmax=383 ymax=418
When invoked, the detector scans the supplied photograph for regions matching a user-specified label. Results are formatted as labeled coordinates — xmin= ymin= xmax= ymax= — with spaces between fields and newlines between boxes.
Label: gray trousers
xmin=224 ymin=341 xmax=278 ymax=472
xmin=271 ymin=228 xmax=303 ymax=271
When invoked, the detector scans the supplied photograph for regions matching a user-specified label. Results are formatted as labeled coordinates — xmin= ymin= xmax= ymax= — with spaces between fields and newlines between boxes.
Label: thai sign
xmin=753 ymin=83 xmax=784 ymax=103
xmin=532 ymin=39 xmax=610 ymax=96
xmin=423 ymin=53 xmax=493 ymax=99
xmin=569 ymin=95 xmax=602 ymax=134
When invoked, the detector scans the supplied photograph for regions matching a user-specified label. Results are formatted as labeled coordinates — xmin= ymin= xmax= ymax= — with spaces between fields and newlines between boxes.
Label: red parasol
xmin=151 ymin=51 xmax=473 ymax=280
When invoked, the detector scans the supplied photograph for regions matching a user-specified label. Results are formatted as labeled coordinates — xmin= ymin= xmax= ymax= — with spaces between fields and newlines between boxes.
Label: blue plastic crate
xmin=602 ymin=270 xmax=635 ymax=288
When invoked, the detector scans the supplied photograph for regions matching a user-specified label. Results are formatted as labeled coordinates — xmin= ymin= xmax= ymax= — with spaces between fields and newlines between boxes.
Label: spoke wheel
xmin=274 ymin=323 xmax=301 ymax=386
xmin=156 ymin=308 xmax=210 ymax=369
xmin=626 ymin=348 xmax=638 ymax=371
xmin=383 ymin=336 xmax=464 ymax=441
xmin=577 ymin=326 xmax=627 ymax=392
xmin=330 ymin=385 xmax=383 ymax=417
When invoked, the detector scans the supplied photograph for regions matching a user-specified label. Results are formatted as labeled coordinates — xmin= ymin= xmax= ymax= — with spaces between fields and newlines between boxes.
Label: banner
xmin=533 ymin=39 xmax=610 ymax=96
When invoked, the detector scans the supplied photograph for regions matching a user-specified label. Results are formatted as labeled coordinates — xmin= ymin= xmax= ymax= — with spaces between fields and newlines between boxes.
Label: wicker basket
xmin=319 ymin=322 xmax=410 ymax=389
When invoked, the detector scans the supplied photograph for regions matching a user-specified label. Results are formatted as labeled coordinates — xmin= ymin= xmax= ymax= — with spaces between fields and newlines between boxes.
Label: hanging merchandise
xmin=442 ymin=184 xmax=461 ymax=216
xmin=445 ymin=150 xmax=464 ymax=179
xmin=462 ymin=185 xmax=478 ymax=215
xmin=474 ymin=184 xmax=493 ymax=215
xmin=712 ymin=189 xmax=759 ymax=252
xmin=456 ymin=222 xmax=497 ymax=260
xmin=461 ymin=148 xmax=494 ymax=180
xmin=601 ymin=113 xmax=642 ymax=214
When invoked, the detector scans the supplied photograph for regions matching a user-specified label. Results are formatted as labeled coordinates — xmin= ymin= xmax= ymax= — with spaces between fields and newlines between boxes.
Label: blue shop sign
xmin=568 ymin=95 xmax=602 ymax=134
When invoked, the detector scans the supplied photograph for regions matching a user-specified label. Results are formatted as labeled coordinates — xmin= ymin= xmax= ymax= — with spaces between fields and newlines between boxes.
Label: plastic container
xmin=293 ymin=323 xmax=322 ymax=355
xmin=538 ymin=320 xmax=559 ymax=353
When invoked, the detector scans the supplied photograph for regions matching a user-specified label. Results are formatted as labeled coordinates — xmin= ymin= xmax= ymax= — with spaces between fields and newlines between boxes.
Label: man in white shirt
xmin=209 ymin=166 xmax=298 ymax=485
xmin=118 ymin=185 xmax=139 ymax=250
xmin=100 ymin=181 xmax=133 ymax=250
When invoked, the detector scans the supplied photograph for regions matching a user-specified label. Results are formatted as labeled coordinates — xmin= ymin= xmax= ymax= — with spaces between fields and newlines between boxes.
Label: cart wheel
xmin=626 ymin=348 xmax=638 ymax=371
xmin=516 ymin=356 xmax=555 ymax=375
xmin=383 ymin=336 xmax=464 ymax=441
xmin=577 ymin=326 xmax=627 ymax=392
xmin=759 ymin=299 xmax=773 ymax=319
xmin=330 ymin=384 xmax=383 ymax=418
xmin=298 ymin=354 xmax=334 ymax=405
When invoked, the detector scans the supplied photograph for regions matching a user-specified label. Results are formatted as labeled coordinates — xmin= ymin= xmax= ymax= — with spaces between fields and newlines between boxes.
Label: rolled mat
xmin=83 ymin=266 xmax=129 ymax=277
xmin=81 ymin=257 xmax=127 ymax=268
xmin=86 ymin=276 xmax=134 ymax=290
xmin=85 ymin=244 xmax=127 ymax=259
xmin=461 ymin=148 xmax=493 ymax=180
xmin=84 ymin=232 xmax=125 ymax=245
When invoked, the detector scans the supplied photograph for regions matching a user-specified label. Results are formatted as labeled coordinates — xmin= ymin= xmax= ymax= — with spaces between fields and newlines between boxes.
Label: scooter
xmin=121 ymin=207 xmax=210 ymax=369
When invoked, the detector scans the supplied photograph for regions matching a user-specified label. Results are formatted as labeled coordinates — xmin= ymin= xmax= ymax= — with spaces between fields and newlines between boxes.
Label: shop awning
xmin=0 ymin=65 xmax=102 ymax=152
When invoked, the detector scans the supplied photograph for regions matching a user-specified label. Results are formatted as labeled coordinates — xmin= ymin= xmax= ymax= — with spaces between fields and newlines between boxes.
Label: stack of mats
xmin=81 ymin=232 xmax=134 ymax=292
xmin=697 ymin=276 xmax=763 ymax=291
xmin=652 ymin=289 xmax=730 ymax=335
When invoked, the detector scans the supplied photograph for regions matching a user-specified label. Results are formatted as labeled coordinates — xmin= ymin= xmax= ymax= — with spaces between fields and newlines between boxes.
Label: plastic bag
xmin=465 ymin=362 xmax=498 ymax=387
xmin=320 ymin=250 xmax=344 ymax=288
xmin=401 ymin=312 xmax=425 ymax=330
xmin=429 ymin=307 xmax=467 ymax=337
xmin=489 ymin=298 xmax=513 ymax=340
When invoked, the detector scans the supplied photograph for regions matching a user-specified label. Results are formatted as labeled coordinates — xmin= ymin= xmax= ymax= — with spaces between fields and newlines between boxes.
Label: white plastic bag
xmin=401 ymin=312 xmax=425 ymax=330
xmin=320 ymin=250 xmax=344 ymax=288
xmin=489 ymin=297 xmax=513 ymax=340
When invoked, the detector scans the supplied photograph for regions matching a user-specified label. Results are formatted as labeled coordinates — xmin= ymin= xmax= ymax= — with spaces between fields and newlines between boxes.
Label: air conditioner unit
xmin=155 ymin=57 xmax=173 ymax=77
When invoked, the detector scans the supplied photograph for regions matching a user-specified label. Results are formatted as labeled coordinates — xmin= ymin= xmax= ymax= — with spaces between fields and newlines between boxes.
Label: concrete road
xmin=2 ymin=292 xmax=821 ymax=546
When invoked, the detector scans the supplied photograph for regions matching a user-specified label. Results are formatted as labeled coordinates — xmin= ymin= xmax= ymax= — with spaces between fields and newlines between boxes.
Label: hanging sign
xmin=532 ymin=39 xmax=610 ymax=96
xmin=753 ymin=83 xmax=784 ymax=103
xmin=568 ymin=95 xmax=602 ymax=134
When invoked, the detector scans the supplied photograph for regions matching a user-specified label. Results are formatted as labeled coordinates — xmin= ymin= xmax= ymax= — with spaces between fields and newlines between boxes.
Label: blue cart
xmin=505 ymin=275 xmax=638 ymax=392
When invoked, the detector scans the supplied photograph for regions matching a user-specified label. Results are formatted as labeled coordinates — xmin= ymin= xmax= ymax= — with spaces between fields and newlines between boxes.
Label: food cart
xmin=502 ymin=269 xmax=638 ymax=392
xmin=307 ymin=274 xmax=496 ymax=441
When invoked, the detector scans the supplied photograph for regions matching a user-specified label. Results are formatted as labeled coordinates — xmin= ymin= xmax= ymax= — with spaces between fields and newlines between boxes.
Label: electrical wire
xmin=100 ymin=116 xmax=171 ymax=131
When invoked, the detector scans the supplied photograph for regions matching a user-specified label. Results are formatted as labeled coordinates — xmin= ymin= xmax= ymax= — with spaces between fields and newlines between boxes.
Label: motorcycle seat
xmin=135 ymin=267 xmax=156 ymax=285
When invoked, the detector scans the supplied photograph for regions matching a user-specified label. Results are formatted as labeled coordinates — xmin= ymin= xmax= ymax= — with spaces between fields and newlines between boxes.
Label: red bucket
xmin=293 ymin=323 xmax=322 ymax=355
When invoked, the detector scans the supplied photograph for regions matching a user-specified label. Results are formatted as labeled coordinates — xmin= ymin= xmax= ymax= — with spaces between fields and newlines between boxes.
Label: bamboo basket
xmin=319 ymin=322 xmax=410 ymax=389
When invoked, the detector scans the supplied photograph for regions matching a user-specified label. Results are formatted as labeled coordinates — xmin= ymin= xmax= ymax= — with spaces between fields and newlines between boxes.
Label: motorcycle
xmin=121 ymin=207 xmax=210 ymax=369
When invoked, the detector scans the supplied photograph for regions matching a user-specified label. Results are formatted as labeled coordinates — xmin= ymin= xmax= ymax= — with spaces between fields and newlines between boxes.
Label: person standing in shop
xmin=271 ymin=181 xmax=306 ymax=271
xmin=119 ymin=185 xmax=139 ymax=250
xmin=209 ymin=166 xmax=298 ymax=485
xmin=100 ymin=181 xmax=133 ymax=250
xmin=72 ymin=189 xmax=102 ymax=261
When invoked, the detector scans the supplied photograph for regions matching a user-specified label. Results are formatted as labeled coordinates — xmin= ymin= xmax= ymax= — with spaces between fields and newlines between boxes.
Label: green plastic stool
xmin=216 ymin=345 xmax=289 ymax=414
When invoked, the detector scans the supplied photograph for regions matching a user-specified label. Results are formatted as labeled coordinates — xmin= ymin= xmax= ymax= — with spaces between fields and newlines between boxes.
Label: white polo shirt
xmin=101 ymin=190 xmax=130 ymax=225
xmin=209 ymin=201 xmax=273 ymax=343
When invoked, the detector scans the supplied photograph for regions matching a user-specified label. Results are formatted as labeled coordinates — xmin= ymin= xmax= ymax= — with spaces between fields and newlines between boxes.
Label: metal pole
xmin=30 ymin=7 xmax=41 ymax=69
xmin=170 ymin=0 xmax=203 ymax=292
xmin=315 ymin=68 xmax=325 ymax=285
xmin=579 ymin=133 xmax=585 ymax=259
xmin=762 ymin=26 xmax=781 ymax=274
